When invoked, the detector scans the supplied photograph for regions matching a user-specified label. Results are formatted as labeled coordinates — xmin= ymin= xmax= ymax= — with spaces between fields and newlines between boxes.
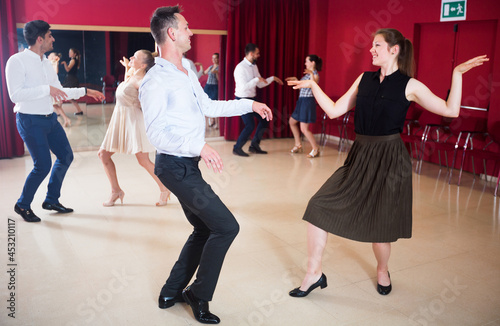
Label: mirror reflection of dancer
xmin=98 ymin=50 xmax=171 ymax=207
xmin=6 ymin=20 xmax=104 ymax=222
xmin=286 ymin=54 xmax=323 ymax=158
xmin=140 ymin=6 xmax=272 ymax=324
xmin=48 ymin=52 xmax=71 ymax=127
xmin=287 ymin=28 xmax=488 ymax=298
xmin=61 ymin=48 xmax=84 ymax=115
xmin=203 ymin=53 xmax=219 ymax=129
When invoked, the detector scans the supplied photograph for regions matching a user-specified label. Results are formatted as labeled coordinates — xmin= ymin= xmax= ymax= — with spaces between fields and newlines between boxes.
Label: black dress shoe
xmin=289 ymin=273 xmax=327 ymax=297
xmin=233 ymin=147 xmax=249 ymax=157
xmin=158 ymin=293 xmax=185 ymax=309
xmin=42 ymin=202 xmax=74 ymax=213
xmin=182 ymin=286 xmax=220 ymax=324
xmin=377 ymin=271 xmax=392 ymax=295
xmin=14 ymin=204 xmax=41 ymax=222
xmin=248 ymin=145 xmax=267 ymax=154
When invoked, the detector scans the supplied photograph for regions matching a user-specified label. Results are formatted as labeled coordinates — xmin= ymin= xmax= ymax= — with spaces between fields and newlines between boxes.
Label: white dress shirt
xmin=5 ymin=49 xmax=86 ymax=115
xmin=234 ymin=58 xmax=274 ymax=98
xmin=139 ymin=57 xmax=253 ymax=157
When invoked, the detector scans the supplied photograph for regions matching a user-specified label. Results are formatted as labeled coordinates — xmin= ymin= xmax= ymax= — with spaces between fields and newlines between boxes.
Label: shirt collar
xmin=155 ymin=57 xmax=191 ymax=72
xmin=25 ymin=48 xmax=46 ymax=61
xmin=154 ymin=56 xmax=173 ymax=67
xmin=373 ymin=69 xmax=400 ymax=80
xmin=243 ymin=57 xmax=255 ymax=66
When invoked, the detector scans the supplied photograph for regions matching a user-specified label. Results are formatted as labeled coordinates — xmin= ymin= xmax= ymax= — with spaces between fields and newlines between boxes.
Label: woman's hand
xmin=454 ymin=55 xmax=489 ymax=74
xmin=285 ymin=77 xmax=298 ymax=82
xmin=287 ymin=79 xmax=315 ymax=89
xmin=303 ymin=68 xmax=314 ymax=75
xmin=120 ymin=56 xmax=129 ymax=68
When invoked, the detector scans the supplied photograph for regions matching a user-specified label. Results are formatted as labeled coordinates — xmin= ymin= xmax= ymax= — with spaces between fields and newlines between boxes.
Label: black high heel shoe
xmin=289 ymin=273 xmax=327 ymax=297
xmin=377 ymin=271 xmax=392 ymax=295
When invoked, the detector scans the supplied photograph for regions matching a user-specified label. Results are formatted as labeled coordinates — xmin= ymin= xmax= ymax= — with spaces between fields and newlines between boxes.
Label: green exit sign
xmin=441 ymin=0 xmax=466 ymax=21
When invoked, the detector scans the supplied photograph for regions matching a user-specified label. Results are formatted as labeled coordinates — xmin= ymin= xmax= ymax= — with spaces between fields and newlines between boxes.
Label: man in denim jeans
xmin=5 ymin=20 xmax=104 ymax=222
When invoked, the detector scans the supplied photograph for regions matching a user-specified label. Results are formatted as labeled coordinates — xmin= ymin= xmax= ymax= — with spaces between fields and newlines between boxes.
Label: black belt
xmin=18 ymin=112 xmax=53 ymax=118
xmin=159 ymin=153 xmax=201 ymax=162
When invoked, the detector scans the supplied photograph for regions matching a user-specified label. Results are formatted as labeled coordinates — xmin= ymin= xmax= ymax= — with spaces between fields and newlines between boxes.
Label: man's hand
xmin=252 ymin=101 xmax=273 ymax=121
xmin=258 ymin=77 xmax=267 ymax=83
xmin=87 ymin=89 xmax=105 ymax=102
xmin=50 ymin=86 xmax=68 ymax=102
xmin=273 ymin=76 xmax=284 ymax=85
xmin=200 ymin=144 xmax=223 ymax=173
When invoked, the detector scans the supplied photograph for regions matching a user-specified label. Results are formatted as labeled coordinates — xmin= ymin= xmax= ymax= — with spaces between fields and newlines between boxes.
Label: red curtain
xmin=222 ymin=0 xmax=310 ymax=140
xmin=0 ymin=0 xmax=24 ymax=158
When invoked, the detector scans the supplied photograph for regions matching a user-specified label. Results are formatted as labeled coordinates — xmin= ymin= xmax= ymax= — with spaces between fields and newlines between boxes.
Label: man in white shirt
xmin=5 ymin=20 xmax=104 ymax=222
xmin=233 ymin=43 xmax=283 ymax=156
xmin=139 ymin=6 xmax=272 ymax=324
xmin=183 ymin=54 xmax=203 ymax=79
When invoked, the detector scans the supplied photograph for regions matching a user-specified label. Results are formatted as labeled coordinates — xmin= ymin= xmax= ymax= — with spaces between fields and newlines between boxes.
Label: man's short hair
xmin=23 ymin=20 xmax=50 ymax=46
xmin=150 ymin=5 xmax=182 ymax=45
xmin=245 ymin=43 xmax=259 ymax=55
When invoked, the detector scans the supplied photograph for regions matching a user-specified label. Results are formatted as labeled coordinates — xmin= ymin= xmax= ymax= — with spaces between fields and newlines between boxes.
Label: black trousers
xmin=234 ymin=96 xmax=269 ymax=150
xmin=155 ymin=154 xmax=239 ymax=301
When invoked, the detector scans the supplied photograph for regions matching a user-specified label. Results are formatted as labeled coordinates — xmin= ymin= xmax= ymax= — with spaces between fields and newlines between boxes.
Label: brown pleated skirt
xmin=303 ymin=133 xmax=412 ymax=243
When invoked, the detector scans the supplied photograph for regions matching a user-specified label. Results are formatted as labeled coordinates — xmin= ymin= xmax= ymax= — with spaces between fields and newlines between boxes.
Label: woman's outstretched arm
xmin=406 ymin=55 xmax=489 ymax=117
xmin=287 ymin=73 xmax=362 ymax=119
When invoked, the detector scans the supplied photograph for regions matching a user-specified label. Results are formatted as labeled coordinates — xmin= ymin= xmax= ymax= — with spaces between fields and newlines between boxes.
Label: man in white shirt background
xmin=183 ymin=53 xmax=203 ymax=79
xmin=232 ymin=43 xmax=283 ymax=157
xmin=5 ymin=20 xmax=104 ymax=222
xmin=139 ymin=6 xmax=272 ymax=324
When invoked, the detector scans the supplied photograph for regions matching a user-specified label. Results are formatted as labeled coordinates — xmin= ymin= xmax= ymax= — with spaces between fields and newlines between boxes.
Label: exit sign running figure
xmin=441 ymin=0 xmax=466 ymax=21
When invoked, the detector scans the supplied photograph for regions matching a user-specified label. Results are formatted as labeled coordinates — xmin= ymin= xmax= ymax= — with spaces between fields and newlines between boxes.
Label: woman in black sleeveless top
xmin=62 ymin=48 xmax=83 ymax=115
xmin=287 ymin=28 xmax=488 ymax=297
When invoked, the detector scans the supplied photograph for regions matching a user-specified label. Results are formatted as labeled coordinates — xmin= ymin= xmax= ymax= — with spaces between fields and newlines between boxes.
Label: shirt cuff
xmin=191 ymin=141 xmax=206 ymax=156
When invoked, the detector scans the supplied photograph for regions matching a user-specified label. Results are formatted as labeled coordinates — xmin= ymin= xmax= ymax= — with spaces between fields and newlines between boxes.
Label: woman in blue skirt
xmin=286 ymin=55 xmax=323 ymax=158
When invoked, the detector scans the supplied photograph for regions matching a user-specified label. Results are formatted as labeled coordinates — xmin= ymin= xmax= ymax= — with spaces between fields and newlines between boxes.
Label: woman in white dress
xmin=98 ymin=50 xmax=171 ymax=207
xmin=48 ymin=52 xmax=71 ymax=127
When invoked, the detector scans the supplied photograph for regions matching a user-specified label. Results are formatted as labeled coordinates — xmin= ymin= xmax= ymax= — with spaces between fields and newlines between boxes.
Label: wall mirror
xmin=16 ymin=26 xmax=225 ymax=151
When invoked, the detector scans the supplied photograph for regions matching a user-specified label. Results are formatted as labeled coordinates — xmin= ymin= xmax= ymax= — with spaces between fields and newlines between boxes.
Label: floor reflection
xmin=2 ymin=136 xmax=499 ymax=325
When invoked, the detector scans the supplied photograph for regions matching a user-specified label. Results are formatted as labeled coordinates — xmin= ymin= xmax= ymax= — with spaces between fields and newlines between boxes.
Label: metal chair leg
xmin=448 ymin=132 xmax=463 ymax=184
xmin=457 ymin=133 xmax=471 ymax=186
xmin=495 ymin=168 xmax=500 ymax=197
xmin=320 ymin=113 xmax=327 ymax=146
